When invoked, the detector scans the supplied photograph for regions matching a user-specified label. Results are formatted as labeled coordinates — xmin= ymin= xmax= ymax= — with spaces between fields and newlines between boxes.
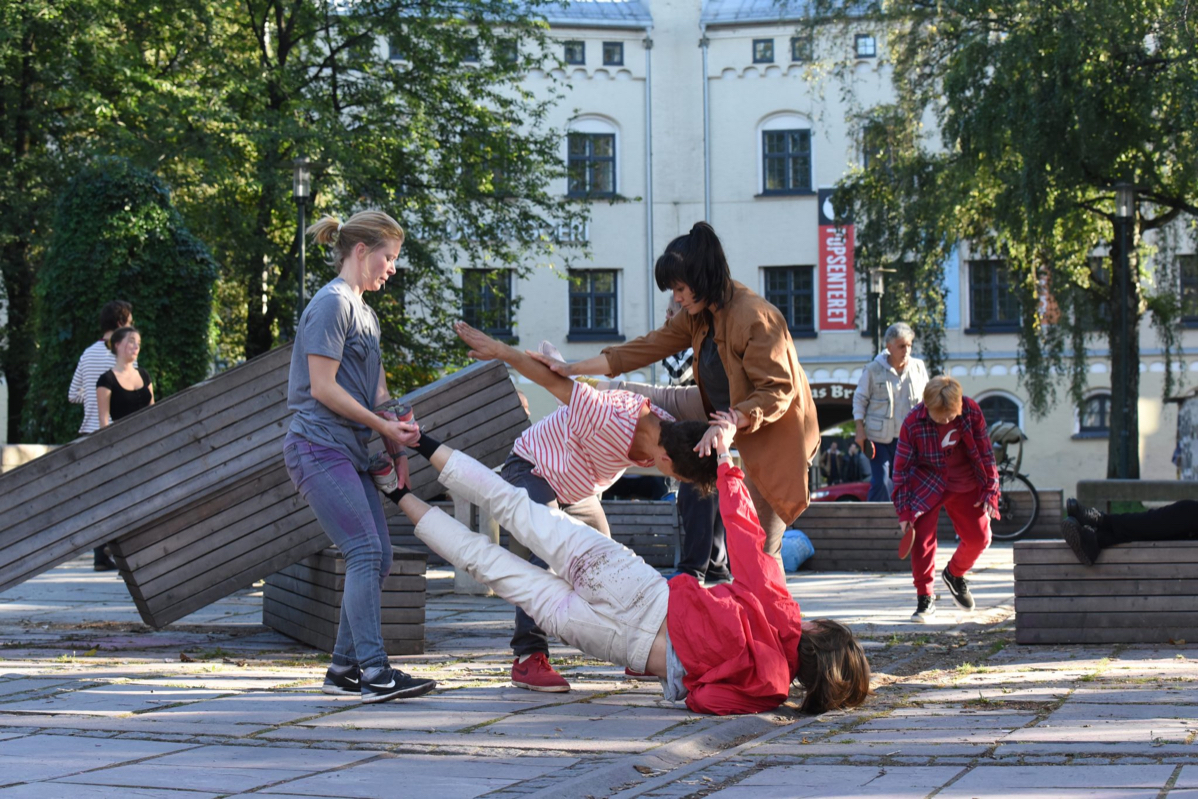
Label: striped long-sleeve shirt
xmin=69 ymin=340 xmax=116 ymax=434
xmin=512 ymin=381 xmax=674 ymax=505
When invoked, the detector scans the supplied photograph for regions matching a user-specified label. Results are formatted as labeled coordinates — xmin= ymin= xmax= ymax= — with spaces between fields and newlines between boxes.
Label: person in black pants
xmin=1062 ymin=498 xmax=1198 ymax=565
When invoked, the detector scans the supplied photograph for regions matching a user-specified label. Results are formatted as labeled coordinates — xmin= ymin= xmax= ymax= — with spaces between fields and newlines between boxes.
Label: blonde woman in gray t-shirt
xmin=284 ymin=210 xmax=436 ymax=704
xmin=852 ymin=322 xmax=929 ymax=502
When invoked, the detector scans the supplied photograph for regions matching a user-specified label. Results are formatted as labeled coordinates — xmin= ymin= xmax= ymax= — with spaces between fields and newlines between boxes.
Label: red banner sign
xmin=818 ymin=188 xmax=855 ymax=331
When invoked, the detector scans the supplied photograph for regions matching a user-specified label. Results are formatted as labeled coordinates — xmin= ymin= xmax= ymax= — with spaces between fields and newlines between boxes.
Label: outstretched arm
xmin=455 ymin=321 xmax=574 ymax=405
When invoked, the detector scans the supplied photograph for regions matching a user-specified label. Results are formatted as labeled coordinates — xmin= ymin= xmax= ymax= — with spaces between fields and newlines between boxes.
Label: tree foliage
xmin=1 ymin=0 xmax=584 ymax=442
xmin=23 ymin=158 xmax=218 ymax=443
xmin=802 ymin=0 xmax=1198 ymax=477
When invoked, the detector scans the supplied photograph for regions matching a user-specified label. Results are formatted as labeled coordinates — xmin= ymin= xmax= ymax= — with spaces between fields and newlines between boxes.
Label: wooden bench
xmin=1076 ymin=479 xmax=1198 ymax=511
xmin=0 ymin=344 xmax=297 ymax=597
xmin=794 ymin=502 xmax=907 ymax=571
xmin=263 ymin=547 xmax=427 ymax=655
xmin=112 ymin=358 xmax=527 ymax=628
xmin=1014 ymin=540 xmax=1198 ymax=644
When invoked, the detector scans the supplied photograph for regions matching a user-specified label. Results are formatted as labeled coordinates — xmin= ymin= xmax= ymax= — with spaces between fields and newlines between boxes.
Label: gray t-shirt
xmin=287 ymin=278 xmax=383 ymax=470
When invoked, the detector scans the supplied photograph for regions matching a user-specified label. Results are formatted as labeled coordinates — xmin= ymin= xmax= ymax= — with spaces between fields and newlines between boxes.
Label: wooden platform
xmin=0 ymin=344 xmax=298 ymax=597
xmin=1014 ymin=540 xmax=1198 ymax=644
xmin=795 ymin=502 xmax=906 ymax=571
xmin=263 ymin=547 xmax=427 ymax=655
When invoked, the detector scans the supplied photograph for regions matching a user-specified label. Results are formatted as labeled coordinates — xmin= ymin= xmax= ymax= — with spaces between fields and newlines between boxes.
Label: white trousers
xmin=414 ymin=451 xmax=669 ymax=672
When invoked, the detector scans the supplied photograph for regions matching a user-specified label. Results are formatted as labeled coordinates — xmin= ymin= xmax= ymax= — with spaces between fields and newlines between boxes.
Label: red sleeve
xmin=717 ymin=463 xmax=802 ymax=633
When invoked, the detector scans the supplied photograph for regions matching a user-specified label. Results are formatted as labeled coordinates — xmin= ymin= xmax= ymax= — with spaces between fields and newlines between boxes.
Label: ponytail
xmin=307 ymin=210 xmax=405 ymax=267
xmin=653 ymin=221 xmax=732 ymax=309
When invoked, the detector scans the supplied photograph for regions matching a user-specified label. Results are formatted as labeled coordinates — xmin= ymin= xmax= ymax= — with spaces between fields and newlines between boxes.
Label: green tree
xmin=22 ymin=158 xmax=218 ymax=443
xmin=93 ymin=0 xmax=585 ymax=391
xmin=804 ymin=0 xmax=1198 ymax=477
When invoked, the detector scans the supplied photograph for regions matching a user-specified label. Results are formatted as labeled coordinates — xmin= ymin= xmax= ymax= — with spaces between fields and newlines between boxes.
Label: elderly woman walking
xmin=853 ymin=323 xmax=929 ymax=501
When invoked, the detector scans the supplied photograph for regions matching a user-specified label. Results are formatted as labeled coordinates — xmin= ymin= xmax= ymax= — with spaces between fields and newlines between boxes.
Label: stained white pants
xmin=414 ymin=451 xmax=669 ymax=672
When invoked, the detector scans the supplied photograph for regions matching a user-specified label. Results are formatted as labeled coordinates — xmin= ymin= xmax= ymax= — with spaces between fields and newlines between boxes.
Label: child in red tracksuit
xmin=893 ymin=376 xmax=1000 ymax=623
xmin=380 ymin=412 xmax=872 ymax=716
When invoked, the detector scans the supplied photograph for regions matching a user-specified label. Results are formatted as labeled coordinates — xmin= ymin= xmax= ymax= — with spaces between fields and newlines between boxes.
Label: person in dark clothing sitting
xmin=1062 ymin=498 xmax=1198 ymax=566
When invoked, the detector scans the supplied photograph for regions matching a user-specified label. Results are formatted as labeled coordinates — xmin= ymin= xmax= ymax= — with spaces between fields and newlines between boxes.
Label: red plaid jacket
xmin=892 ymin=397 xmax=1001 ymax=524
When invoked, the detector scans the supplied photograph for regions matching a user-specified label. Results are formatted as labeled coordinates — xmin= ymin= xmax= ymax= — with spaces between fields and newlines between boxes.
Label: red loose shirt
xmin=892 ymin=397 xmax=1001 ymax=524
xmin=666 ymin=462 xmax=803 ymax=715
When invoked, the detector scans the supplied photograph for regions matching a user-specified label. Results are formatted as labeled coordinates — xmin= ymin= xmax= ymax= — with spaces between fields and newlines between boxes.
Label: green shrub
xmin=22 ymin=158 xmax=218 ymax=443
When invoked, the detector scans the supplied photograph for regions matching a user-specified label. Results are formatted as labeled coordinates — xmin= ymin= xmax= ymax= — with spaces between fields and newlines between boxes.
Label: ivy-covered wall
xmin=22 ymin=159 xmax=218 ymax=443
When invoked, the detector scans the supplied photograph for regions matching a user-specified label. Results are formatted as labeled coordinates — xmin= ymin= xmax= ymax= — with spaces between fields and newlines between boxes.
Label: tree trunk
xmin=1105 ymin=223 xmax=1142 ymax=479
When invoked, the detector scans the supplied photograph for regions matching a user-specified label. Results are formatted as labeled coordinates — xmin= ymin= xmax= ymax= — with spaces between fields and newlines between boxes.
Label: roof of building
xmin=700 ymin=0 xmax=814 ymax=26
xmin=542 ymin=0 xmax=654 ymax=29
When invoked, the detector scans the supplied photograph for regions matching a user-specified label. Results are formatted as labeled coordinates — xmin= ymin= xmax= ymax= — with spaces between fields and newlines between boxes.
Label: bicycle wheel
xmin=991 ymin=470 xmax=1040 ymax=541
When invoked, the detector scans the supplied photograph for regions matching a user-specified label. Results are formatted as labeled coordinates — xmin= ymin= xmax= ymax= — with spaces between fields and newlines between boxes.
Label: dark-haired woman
xmin=550 ymin=222 xmax=820 ymax=575
xmin=284 ymin=210 xmax=436 ymax=704
xmin=96 ymin=326 xmax=154 ymax=428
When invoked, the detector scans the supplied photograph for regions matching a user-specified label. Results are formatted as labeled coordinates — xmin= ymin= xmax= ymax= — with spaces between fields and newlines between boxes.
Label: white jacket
xmin=852 ymin=352 xmax=929 ymax=444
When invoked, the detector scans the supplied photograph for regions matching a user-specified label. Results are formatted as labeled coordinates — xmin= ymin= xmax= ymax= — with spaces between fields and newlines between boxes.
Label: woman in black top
xmin=96 ymin=326 xmax=154 ymax=427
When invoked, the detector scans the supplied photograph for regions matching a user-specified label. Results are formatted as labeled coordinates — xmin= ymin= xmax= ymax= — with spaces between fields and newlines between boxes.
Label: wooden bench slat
xmin=1015 ymin=578 xmax=1198 ymax=597
xmin=1017 ymin=627 xmax=1197 ymax=645
xmin=1015 ymin=595 xmax=1198 ymax=613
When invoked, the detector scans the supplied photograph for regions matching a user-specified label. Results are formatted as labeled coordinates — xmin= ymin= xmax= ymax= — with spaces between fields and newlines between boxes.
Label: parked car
xmin=811 ymin=481 xmax=870 ymax=502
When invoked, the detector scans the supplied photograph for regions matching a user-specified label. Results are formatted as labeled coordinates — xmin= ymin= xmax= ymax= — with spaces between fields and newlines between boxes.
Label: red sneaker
xmin=624 ymin=667 xmax=650 ymax=679
xmin=511 ymin=653 xmax=570 ymax=692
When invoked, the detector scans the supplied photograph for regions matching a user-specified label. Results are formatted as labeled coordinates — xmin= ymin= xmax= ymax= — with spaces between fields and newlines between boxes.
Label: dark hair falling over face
xmin=653 ymin=221 xmax=733 ymax=310
xmin=796 ymin=619 xmax=872 ymax=714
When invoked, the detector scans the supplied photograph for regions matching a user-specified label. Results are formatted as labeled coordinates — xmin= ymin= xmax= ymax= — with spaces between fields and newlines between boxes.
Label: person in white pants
xmin=371 ymin=419 xmax=872 ymax=716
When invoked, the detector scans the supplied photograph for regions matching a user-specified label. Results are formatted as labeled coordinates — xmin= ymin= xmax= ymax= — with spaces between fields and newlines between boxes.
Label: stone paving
xmin=0 ymin=543 xmax=1194 ymax=798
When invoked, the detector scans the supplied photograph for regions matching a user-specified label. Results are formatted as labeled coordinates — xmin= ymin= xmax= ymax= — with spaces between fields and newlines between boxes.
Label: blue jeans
xmin=283 ymin=432 xmax=393 ymax=671
xmin=867 ymin=439 xmax=898 ymax=502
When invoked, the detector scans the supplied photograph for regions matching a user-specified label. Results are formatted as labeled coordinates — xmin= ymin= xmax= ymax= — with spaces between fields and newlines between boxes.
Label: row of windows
xmin=462 ymin=269 xmax=619 ymax=338
xmin=464 ymin=256 xmax=1198 ymax=341
xmin=563 ymin=40 xmax=624 ymax=67
xmin=566 ymin=128 xmax=814 ymax=198
xmin=978 ymin=394 xmax=1113 ymax=437
xmin=751 ymin=34 xmax=875 ymax=64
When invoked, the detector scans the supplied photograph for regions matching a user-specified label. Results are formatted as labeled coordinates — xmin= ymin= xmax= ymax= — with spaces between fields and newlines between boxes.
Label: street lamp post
xmin=293 ymin=156 xmax=312 ymax=317
xmin=1114 ymin=183 xmax=1135 ymax=480
xmin=868 ymin=267 xmax=885 ymax=356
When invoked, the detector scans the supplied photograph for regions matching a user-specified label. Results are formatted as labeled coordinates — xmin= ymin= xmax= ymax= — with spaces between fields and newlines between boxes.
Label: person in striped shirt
xmin=68 ymin=299 xmax=133 ymax=571
xmin=454 ymin=321 xmax=718 ymax=692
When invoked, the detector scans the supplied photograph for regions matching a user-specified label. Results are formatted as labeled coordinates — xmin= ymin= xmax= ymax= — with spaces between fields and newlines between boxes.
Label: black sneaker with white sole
xmin=911 ymin=594 xmax=936 ymax=623
xmin=361 ymin=667 xmax=437 ymax=704
xmin=322 ymin=665 xmax=361 ymax=696
xmin=1065 ymin=498 xmax=1107 ymax=531
xmin=941 ymin=567 xmax=975 ymax=611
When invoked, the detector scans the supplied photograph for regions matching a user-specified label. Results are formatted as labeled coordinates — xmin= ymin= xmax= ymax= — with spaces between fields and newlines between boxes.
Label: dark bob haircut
xmin=653 ymin=221 xmax=733 ymax=310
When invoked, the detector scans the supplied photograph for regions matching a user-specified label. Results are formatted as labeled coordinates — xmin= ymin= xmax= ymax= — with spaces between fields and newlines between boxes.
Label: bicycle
xmin=987 ymin=421 xmax=1040 ymax=541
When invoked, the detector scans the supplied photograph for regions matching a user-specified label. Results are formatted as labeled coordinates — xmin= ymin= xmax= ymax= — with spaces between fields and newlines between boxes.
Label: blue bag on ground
xmin=781 ymin=529 xmax=815 ymax=572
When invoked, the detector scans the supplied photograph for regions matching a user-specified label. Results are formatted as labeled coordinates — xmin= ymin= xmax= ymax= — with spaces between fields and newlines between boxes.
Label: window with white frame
xmin=758 ymin=114 xmax=813 ymax=195
xmin=977 ymin=393 xmax=1022 ymax=430
xmin=462 ymin=270 xmax=513 ymax=337
xmin=1076 ymin=391 xmax=1112 ymax=437
xmin=753 ymin=38 xmax=775 ymax=63
xmin=567 ymin=118 xmax=617 ymax=198
xmin=569 ymin=270 xmax=619 ymax=338
xmin=855 ymin=34 xmax=876 ymax=58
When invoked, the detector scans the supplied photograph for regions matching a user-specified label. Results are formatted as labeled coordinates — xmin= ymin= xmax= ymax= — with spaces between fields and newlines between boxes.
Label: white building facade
xmin=452 ymin=0 xmax=1198 ymax=498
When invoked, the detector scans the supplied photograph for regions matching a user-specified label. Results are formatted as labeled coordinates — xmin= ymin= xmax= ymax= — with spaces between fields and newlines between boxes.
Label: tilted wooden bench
xmin=113 ymin=357 xmax=528 ymax=628
xmin=1014 ymin=540 xmax=1198 ymax=644
xmin=793 ymin=502 xmax=906 ymax=571
xmin=0 ymin=345 xmax=298 ymax=598
xmin=264 ymin=547 xmax=427 ymax=655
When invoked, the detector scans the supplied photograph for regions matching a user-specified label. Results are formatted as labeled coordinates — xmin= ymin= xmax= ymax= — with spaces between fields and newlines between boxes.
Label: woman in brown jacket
xmin=541 ymin=222 xmax=820 ymax=574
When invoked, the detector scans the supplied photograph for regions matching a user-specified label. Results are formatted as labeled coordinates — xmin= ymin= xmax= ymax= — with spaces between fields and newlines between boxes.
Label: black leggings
xmin=1105 ymin=500 xmax=1198 ymax=546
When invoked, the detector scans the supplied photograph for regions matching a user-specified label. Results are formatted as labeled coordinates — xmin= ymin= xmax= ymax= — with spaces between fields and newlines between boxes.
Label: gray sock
xmin=329 ymin=662 xmax=357 ymax=676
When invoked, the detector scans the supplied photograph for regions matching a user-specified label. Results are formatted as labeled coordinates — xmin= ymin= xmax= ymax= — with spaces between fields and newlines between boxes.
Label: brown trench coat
xmin=602 ymin=281 xmax=820 ymax=523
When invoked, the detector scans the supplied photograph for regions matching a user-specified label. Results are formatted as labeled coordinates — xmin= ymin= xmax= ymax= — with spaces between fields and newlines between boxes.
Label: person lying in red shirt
xmin=376 ymin=411 xmax=872 ymax=716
